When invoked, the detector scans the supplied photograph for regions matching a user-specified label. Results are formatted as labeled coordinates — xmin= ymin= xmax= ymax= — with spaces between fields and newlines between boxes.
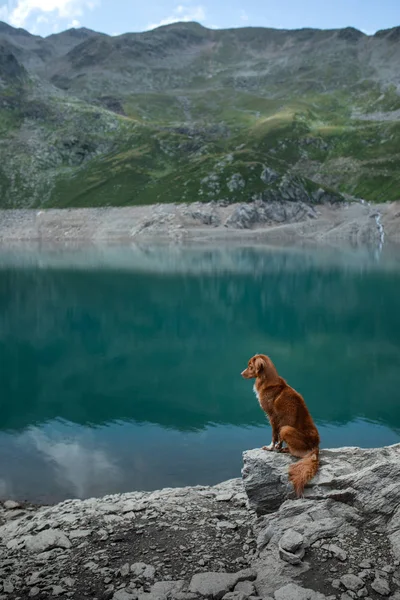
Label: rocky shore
xmin=1 ymin=444 xmax=399 ymax=600
xmin=0 ymin=200 xmax=400 ymax=246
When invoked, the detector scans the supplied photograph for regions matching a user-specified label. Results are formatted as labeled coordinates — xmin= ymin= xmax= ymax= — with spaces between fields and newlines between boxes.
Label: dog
xmin=241 ymin=354 xmax=320 ymax=497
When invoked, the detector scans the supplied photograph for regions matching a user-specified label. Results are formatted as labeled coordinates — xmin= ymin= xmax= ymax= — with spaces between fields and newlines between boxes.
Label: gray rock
xmin=217 ymin=521 xmax=238 ymax=530
xmin=242 ymin=449 xmax=289 ymax=514
xmin=113 ymin=592 xmax=136 ymax=600
xmin=323 ymin=544 xmax=347 ymax=561
xmin=52 ymin=586 xmax=66 ymax=596
xmin=279 ymin=545 xmax=305 ymax=565
xmin=371 ymin=577 xmax=391 ymax=596
xmin=29 ymin=588 xmax=40 ymax=597
xmin=260 ymin=167 xmax=278 ymax=185
xmin=216 ymin=494 xmax=234 ymax=502
xmin=340 ymin=575 xmax=364 ymax=592
xmin=234 ymin=581 xmax=256 ymax=595
xmin=243 ymin=444 xmax=400 ymax=520
xmin=3 ymin=581 xmax=14 ymax=594
xmin=130 ymin=563 xmax=156 ymax=579
xmin=25 ymin=529 xmax=71 ymax=553
xmin=3 ymin=500 xmax=20 ymax=510
xmin=119 ymin=563 xmax=130 ymax=577
xmin=69 ymin=528 xmax=92 ymax=539
xmin=381 ymin=565 xmax=395 ymax=574
xmin=279 ymin=530 xmax=304 ymax=553
xmin=222 ymin=594 xmax=247 ymax=600
xmin=359 ymin=560 xmax=373 ymax=569
xmin=189 ymin=570 xmax=256 ymax=599
xmin=150 ymin=580 xmax=185 ymax=597
xmin=274 ymin=583 xmax=328 ymax=599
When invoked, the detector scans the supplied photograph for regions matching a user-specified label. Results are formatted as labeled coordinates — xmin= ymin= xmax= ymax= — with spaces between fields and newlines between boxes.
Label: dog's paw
xmin=262 ymin=443 xmax=274 ymax=451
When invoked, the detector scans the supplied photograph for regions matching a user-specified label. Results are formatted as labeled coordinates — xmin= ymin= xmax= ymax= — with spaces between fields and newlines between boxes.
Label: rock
xmin=371 ymin=577 xmax=391 ymax=596
xmin=359 ymin=560 xmax=373 ymax=569
xmin=323 ymin=544 xmax=347 ymax=561
xmin=216 ymin=494 xmax=234 ymax=502
xmin=234 ymin=581 xmax=256 ymax=595
xmin=189 ymin=570 xmax=256 ymax=599
xmin=222 ymin=594 xmax=247 ymax=600
xmin=69 ymin=528 xmax=92 ymax=539
xmin=217 ymin=521 xmax=238 ymax=530
xmin=113 ymin=592 xmax=136 ymax=600
xmin=52 ymin=586 xmax=66 ymax=596
xmin=279 ymin=545 xmax=305 ymax=565
xmin=274 ymin=583 xmax=328 ymax=599
xmin=3 ymin=581 xmax=14 ymax=593
xmin=29 ymin=588 xmax=40 ymax=597
xmin=340 ymin=575 xmax=364 ymax=592
xmin=279 ymin=530 xmax=304 ymax=553
xmin=25 ymin=529 xmax=71 ymax=552
xmin=130 ymin=563 xmax=156 ymax=579
xmin=260 ymin=167 xmax=279 ymax=185
xmin=119 ymin=563 xmax=130 ymax=577
xmin=381 ymin=565 xmax=395 ymax=574
xmin=242 ymin=448 xmax=289 ymax=514
xmin=243 ymin=444 xmax=400 ymax=519
xmin=149 ymin=581 xmax=186 ymax=597
xmin=3 ymin=500 xmax=20 ymax=510
xmin=278 ymin=526 xmax=306 ymax=565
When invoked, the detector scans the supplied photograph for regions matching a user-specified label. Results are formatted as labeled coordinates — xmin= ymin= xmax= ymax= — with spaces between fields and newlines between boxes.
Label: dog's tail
xmin=288 ymin=448 xmax=319 ymax=497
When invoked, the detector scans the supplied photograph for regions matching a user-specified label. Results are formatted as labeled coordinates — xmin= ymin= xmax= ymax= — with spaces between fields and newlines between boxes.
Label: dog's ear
xmin=254 ymin=356 xmax=265 ymax=375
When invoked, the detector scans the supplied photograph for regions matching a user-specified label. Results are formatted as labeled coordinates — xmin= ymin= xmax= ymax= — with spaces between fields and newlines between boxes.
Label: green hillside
xmin=0 ymin=22 xmax=399 ymax=207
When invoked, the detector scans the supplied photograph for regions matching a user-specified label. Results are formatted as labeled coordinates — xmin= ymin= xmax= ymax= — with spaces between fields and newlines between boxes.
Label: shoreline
xmin=1 ymin=200 xmax=400 ymax=247
xmin=0 ymin=444 xmax=399 ymax=600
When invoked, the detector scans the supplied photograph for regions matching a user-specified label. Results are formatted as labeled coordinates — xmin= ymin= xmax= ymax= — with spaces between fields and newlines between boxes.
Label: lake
xmin=0 ymin=243 xmax=400 ymax=504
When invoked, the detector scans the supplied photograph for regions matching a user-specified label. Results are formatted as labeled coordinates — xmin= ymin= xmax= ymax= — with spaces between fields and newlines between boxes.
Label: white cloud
xmin=148 ymin=4 xmax=206 ymax=30
xmin=67 ymin=17 xmax=80 ymax=27
xmin=36 ymin=13 xmax=49 ymax=23
xmin=0 ymin=0 xmax=98 ymax=33
xmin=29 ymin=428 xmax=121 ymax=499
xmin=240 ymin=10 xmax=249 ymax=22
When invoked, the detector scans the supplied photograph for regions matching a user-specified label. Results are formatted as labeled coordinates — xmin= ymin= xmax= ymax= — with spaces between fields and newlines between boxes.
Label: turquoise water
xmin=0 ymin=244 xmax=399 ymax=503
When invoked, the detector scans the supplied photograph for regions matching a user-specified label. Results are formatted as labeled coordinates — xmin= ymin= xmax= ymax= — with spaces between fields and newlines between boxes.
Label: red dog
xmin=241 ymin=354 xmax=320 ymax=496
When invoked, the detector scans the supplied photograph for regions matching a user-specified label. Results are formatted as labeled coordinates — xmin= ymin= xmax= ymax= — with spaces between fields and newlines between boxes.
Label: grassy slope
xmin=1 ymin=61 xmax=400 ymax=207
xmin=48 ymin=87 xmax=400 ymax=208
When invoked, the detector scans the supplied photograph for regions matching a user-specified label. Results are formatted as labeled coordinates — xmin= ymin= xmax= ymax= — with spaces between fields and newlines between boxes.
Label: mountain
xmin=0 ymin=21 xmax=399 ymax=208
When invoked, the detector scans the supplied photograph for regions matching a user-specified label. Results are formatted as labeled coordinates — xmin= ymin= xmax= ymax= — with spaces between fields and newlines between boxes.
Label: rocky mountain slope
xmin=0 ymin=21 xmax=400 ymax=208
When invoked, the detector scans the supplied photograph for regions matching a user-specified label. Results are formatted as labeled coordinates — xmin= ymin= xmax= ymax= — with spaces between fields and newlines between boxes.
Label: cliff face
xmin=0 ymin=21 xmax=400 ymax=208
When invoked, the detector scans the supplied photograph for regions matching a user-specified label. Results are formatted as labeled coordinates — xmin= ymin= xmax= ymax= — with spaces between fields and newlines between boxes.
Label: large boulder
xmin=241 ymin=444 xmax=400 ymax=597
xmin=242 ymin=444 xmax=400 ymax=519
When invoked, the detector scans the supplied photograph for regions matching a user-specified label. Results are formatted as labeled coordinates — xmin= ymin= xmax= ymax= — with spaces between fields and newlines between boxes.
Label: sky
xmin=0 ymin=0 xmax=399 ymax=38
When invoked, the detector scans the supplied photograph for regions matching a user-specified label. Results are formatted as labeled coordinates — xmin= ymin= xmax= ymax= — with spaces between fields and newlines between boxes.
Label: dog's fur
xmin=241 ymin=354 xmax=320 ymax=497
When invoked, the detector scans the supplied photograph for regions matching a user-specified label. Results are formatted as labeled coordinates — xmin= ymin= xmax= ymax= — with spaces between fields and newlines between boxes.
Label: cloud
xmin=67 ymin=17 xmax=80 ymax=27
xmin=29 ymin=428 xmax=121 ymax=499
xmin=147 ymin=4 xmax=206 ymax=30
xmin=1 ymin=0 xmax=98 ymax=33
xmin=240 ymin=10 xmax=249 ymax=22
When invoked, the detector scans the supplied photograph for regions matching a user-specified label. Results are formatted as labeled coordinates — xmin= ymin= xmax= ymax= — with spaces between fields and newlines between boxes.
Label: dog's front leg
xmin=262 ymin=417 xmax=280 ymax=451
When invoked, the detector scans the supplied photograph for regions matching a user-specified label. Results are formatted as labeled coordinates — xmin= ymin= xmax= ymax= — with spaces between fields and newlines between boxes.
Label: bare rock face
xmin=242 ymin=444 xmax=400 ymax=520
xmin=242 ymin=444 xmax=400 ymax=598
xmin=224 ymin=199 xmax=317 ymax=229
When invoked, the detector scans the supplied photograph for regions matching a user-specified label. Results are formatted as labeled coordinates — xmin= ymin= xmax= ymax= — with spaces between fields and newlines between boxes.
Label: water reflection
xmin=0 ymin=243 xmax=399 ymax=502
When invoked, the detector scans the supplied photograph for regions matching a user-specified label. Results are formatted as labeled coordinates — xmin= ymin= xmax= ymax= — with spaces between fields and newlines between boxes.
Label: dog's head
xmin=241 ymin=354 xmax=277 ymax=380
